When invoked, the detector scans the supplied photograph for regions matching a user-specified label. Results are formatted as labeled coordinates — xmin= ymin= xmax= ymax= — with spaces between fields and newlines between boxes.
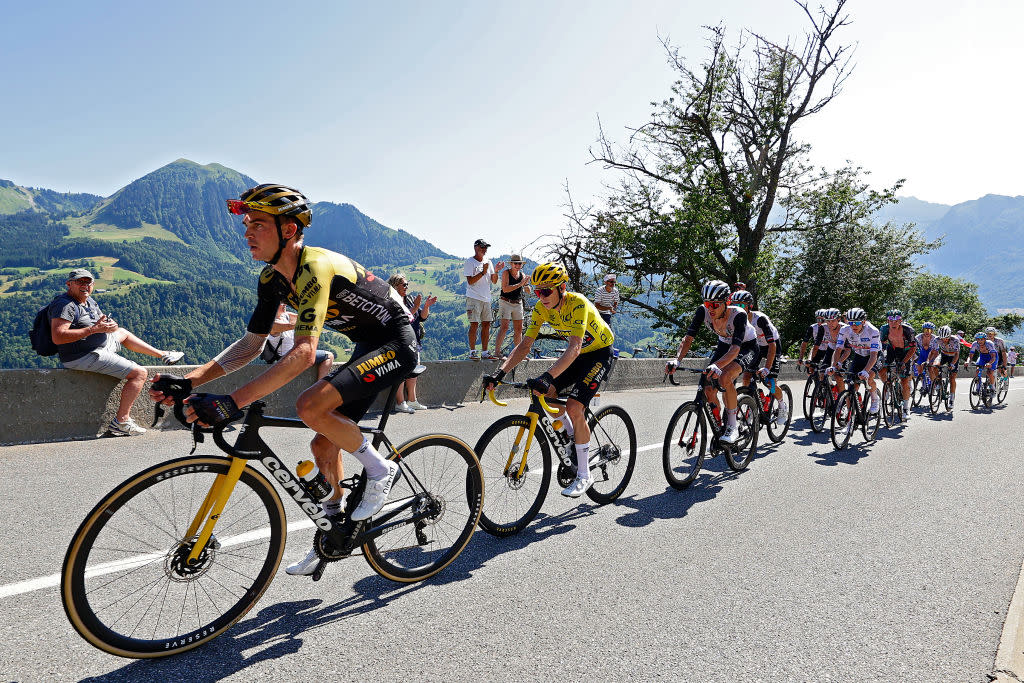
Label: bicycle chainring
xmin=556 ymin=462 xmax=575 ymax=488
xmin=314 ymin=516 xmax=363 ymax=562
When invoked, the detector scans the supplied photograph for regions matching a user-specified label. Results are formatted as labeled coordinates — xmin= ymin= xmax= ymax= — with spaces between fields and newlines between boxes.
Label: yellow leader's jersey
xmin=525 ymin=291 xmax=614 ymax=352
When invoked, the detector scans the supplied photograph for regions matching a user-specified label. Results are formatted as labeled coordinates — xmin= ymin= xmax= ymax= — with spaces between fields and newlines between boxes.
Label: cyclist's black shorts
xmin=554 ymin=346 xmax=612 ymax=406
xmin=810 ymin=347 xmax=828 ymax=368
xmin=938 ymin=352 xmax=959 ymax=373
xmin=884 ymin=345 xmax=913 ymax=368
xmin=711 ymin=339 xmax=759 ymax=374
xmin=849 ymin=353 xmax=872 ymax=377
xmin=757 ymin=340 xmax=782 ymax=379
xmin=326 ymin=324 xmax=418 ymax=421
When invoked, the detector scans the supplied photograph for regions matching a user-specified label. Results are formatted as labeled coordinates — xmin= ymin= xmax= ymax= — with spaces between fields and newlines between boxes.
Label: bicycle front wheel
xmin=765 ymin=384 xmax=793 ymax=443
xmin=585 ymin=405 xmax=637 ymax=504
xmin=998 ymin=377 xmax=1009 ymax=404
xmin=808 ymin=382 xmax=830 ymax=433
xmin=473 ymin=415 xmax=552 ymax=537
xmin=62 ymin=456 xmax=286 ymax=658
xmin=831 ymin=391 xmax=855 ymax=450
xmin=969 ymin=378 xmax=982 ymax=410
xmin=802 ymin=376 xmax=816 ymax=423
xmin=663 ymin=402 xmax=706 ymax=489
xmin=363 ymin=435 xmax=483 ymax=582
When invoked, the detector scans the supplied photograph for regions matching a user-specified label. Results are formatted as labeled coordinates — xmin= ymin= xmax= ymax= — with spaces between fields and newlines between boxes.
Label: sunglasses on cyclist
xmin=536 ymin=287 xmax=557 ymax=297
xmin=703 ymin=301 xmax=724 ymax=311
xmin=225 ymin=199 xmax=252 ymax=215
xmin=850 ymin=321 xmax=865 ymax=327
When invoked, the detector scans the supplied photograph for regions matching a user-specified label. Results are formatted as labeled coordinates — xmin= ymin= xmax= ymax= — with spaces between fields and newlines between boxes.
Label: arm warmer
xmin=213 ymin=331 xmax=267 ymax=374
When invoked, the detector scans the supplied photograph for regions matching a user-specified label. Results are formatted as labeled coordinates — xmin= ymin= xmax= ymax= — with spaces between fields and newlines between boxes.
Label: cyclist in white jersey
xmin=818 ymin=308 xmax=848 ymax=395
xmin=830 ymin=307 xmax=881 ymax=414
xmin=729 ymin=290 xmax=789 ymax=425
xmin=667 ymin=280 xmax=758 ymax=444
xmin=930 ymin=325 xmax=961 ymax=411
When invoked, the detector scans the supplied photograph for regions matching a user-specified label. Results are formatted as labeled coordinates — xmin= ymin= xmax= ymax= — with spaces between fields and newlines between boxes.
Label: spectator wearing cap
xmin=492 ymin=254 xmax=530 ymax=359
xmin=50 ymin=268 xmax=184 ymax=436
xmin=464 ymin=238 xmax=504 ymax=361
xmin=594 ymin=274 xmax=620 ymax=325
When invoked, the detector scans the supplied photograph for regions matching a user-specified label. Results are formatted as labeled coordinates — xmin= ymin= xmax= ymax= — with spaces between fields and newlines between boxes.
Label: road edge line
xmin=992 ymin=553 xmax=1024 ymax=682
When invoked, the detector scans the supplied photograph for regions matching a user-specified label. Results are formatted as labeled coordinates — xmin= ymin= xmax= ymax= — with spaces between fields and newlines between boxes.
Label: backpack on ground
xmin=30 ymin=299 xmax=60 ymax=356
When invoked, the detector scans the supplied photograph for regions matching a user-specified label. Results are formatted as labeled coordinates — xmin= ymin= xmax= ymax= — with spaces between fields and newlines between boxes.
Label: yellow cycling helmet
xmin=227 ymin=184 xmax=312 ymax=228
xmin=530 ymin=262 xmax=569 ymax=288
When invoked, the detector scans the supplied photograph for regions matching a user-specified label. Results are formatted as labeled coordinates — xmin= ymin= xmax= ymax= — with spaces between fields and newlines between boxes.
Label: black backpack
xmin=30 ymin=299 xmax=59 ymax=356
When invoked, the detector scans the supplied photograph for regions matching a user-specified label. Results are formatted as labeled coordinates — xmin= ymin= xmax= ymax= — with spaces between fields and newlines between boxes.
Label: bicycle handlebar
xmin=484 ymin=382 xmax=560 ymax=414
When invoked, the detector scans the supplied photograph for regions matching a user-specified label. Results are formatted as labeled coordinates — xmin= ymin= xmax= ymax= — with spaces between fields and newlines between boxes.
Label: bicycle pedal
xmin=311 ymin=561 xmax=326 ymax=582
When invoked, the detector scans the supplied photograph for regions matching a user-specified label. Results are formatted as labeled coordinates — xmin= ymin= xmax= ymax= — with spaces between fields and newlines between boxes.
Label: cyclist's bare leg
xmin=564 ymin=398 xmax=590 ymax=444
xmin=310 ymin=433 xmax=344 ymax=503
xmin=720 ymin=362 xmax=741 ymax=410
xmin=296 ymin=381 xmax=365 ymax=453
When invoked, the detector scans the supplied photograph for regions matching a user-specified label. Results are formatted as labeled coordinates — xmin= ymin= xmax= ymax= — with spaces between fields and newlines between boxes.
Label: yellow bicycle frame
xmin=487 ymin=387 xmax=560 ymax=479
xmin=182 ymin=456 xmax=248 ymax=564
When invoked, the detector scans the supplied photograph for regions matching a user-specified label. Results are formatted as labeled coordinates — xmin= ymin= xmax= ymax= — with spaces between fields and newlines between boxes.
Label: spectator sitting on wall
xmin=50 ymin=268 xmax=184 ymax=436
xmin=262 ymin=302 xmax=334 ymax=379
xmin=389 ymin=273 xmax=436 ymax=412
xmin=594 ymin=273 xmax=620 ymax=325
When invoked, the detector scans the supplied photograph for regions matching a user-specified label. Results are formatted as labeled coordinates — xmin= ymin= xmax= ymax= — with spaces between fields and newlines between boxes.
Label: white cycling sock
xmin=352 ymin=437 xmax=391 ymax=479
xmin=726 ymin=408 xmax=737 ymax=428
xmin=563 ymin=418 xmax=575 ymax=439
xmin=323 ymin=495 xmax=346 ymax=517
xmin=575 ymin=443 xmax=590 ymax=478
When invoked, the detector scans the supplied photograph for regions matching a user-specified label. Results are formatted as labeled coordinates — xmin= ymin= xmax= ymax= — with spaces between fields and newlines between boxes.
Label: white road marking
xmin=0 ymin=519 xmax=315 ymax=600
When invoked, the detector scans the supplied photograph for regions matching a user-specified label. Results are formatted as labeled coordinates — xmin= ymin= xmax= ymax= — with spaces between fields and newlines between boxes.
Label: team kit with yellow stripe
xmin=247 ymin=246 xmax=418 ymax=420
xmin=525 ymin=290 xmax=614 ymax=404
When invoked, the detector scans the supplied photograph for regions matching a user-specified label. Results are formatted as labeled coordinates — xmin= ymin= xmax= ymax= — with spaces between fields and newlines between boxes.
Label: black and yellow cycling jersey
xmin=247 ymin=246 xmax=411 ymax=345
xmin=525 ymin=291 xmax=613 ymax=352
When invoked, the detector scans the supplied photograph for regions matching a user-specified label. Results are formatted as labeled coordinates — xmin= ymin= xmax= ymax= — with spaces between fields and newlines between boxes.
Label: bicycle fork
xmin=181 ymin=456 xmax=248 ymax=566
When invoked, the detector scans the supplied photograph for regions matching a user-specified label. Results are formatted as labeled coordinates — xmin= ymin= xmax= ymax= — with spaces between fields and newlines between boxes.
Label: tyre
xmin=831 ymin=391 xmax=856 ymax=450
xmin=928 ymin=377 xmax=944 ymax=414
xmin=662 ymin=402 xmax=706 ymax=490
xmin=982 ymin=381 xmax=994 ymax=409
xmin=998 ymin=377 xmax=1009 ymax=404
xmin=969 ymin=378 xmax=982 ymax=410
xmin=725 ymin=395 xmax=759 ymax=471
xmin=765 ymin=384 xmax=793 ymax=443
xmin=472 ymin=415 xmax=552 ymax=537
xmin=911 ymin=374 xmax=926 ymax=407
xmin=808 ymin=382 xmax=831 ymax=433
xmin=364 ymin=435 xmax=483 ymax=582
xmin=862 ymin=389 xmax=881 ymax=441
xmin=802 ymin=376 xmax=816 ymax=423
xmin=881 ymin=380 xmax=896 ymax=427
xmin=62 ymin=456 xmax=286 ymax=658
xmin=585 ymin=405 xmax=637 ymax=504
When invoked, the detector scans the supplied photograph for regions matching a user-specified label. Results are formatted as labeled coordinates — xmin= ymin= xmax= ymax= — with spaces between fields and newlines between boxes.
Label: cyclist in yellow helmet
xmin=483 ymin=262 xmax=614 ymax=497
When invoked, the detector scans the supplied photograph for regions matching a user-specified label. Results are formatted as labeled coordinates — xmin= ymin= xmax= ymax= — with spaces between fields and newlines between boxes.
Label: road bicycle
xmin=475 ymin=381 xmax=636 ymax=536
xmin=738 ymin=373 xmax=793 ymax=443
xmin=968 ymin=362 xmax=996 ymax=410
xmin=662 ymin=368 xmax=760 ymax=489
xmin=830 ymin=370 xmax=881 ymax=450
xmin=803 ymin=362 xmax=839 ymax=433
xmin=928 ymin=363 xmax=955 ymax=414
xmin=879 ymin=361 xmax=908 ymax=427
xmin=910 ymin=362 xmax=931 ymax=407
xmin=61 ymin=369 xmax=484 ymax=658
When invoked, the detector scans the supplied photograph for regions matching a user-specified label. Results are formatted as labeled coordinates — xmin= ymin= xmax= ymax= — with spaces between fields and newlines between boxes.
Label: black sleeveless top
xmin=502 ymin=270 xmax=524 ymax=303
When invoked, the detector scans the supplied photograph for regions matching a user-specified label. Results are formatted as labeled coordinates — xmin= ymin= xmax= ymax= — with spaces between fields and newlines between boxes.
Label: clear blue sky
xmin=2 ymin=0 xmax=1021 ymax=257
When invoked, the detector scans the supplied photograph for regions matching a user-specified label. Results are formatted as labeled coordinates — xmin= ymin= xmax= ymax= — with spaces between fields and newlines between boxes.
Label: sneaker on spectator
xmin=482 ymin=351 xmax=499 ymax=361
xmin=407 ymin=400 xmax=428 ymax=411
xmin=394 ymin=401 xmax=415 ymax=414
xmin=469 ymin=349 xmax=481 ymax=361
xmin=109 ymin=417 xmax=146 ymax=436
xmin=161 ymin=351 xmax=184 ymax=365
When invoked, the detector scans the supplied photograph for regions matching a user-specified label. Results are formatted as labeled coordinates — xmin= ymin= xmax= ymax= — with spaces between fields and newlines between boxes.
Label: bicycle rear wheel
xmin=662 ymin=402 xmax=706 ymax=489
xmin=801 ymin=376 xmax=816 ymax=423
xmin=363 ymin=435 xmax=483 ymax=582
xmin=881 ymin=380 xmax=896 ymax=427
xmin=62 ymin=456 xmax=286 ymax=658
xmin=998 ymin=377 xmax=1009 ymax=404
xmin=862 ymin=389 xmax=881 ymax=441
xmin=725 ymin=395 xmax=759 ymax=471
xmin=928 ymin=377 xmax=943 ymax=414
xmin=585 ymin=405 xmax=637 ymax=504
xmin=969 ymin=378 xmax=982 ymax=410
xmin=473 ymin=415 xmax=552 ymax=537
xmin=764 ymin=384 xmax=793 ymax=443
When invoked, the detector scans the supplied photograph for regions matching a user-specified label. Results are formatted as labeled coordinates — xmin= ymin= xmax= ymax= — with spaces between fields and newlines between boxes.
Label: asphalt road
xmin=2 ymin=377 xmax=1023 ymax=682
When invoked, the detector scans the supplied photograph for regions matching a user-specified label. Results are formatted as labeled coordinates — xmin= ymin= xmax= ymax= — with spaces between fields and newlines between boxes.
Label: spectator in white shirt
xmin=464 ymin=238 xmax=504 ymax=360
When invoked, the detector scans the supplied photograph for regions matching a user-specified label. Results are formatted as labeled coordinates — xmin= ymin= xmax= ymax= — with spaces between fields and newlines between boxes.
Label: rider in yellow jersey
xmin=483 ymin=262 xmax=614 ymax=498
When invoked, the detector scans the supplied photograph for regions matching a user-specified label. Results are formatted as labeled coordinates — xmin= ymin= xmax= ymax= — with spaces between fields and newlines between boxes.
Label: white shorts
xmin=498 ymin=299 xmax=524 ymax=321
xmin=466 ymin=297 xmax=493 ymax=323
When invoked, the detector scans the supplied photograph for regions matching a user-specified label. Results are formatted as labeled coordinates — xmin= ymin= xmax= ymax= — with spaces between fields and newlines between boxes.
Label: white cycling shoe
xmin=351 ymin=462 xmax=400 ymax=521
xmin=775 ymin=401 xmax=789 ymax=426
xmin=561 ymin=475 xmax=594 ymax=498
xmin=285 ymin=547 xmax=321 ymax=576
xmin=719 ymin=425 xmax=739 ymax=444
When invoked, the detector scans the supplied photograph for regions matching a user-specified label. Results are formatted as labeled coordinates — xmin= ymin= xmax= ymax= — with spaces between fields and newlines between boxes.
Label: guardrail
xmin=0 ymin=357 xmax=809 ymax=446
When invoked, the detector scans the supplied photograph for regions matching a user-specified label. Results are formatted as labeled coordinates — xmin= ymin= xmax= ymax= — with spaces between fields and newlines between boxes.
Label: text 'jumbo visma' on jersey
xmin=247 ymin=246 xmax=411 ymax=345
xmin=525 ymin=291 xmax=613 ymax=352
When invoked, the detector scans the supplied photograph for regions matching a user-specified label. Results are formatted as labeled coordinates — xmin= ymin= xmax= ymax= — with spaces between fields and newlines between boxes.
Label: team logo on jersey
xmin=355 ymin=349 xmax=397 ymax=375
xmin=362 ymin=373 xmax=376 ymax=383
